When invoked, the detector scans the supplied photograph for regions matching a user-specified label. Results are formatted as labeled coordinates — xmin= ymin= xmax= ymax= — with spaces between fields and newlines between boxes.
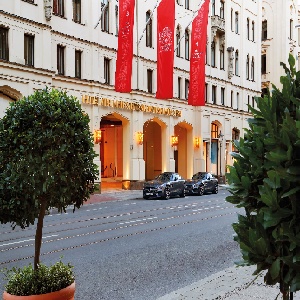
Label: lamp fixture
xmin=194 ymin=137 xmax=200 ymax=148
xmin=94 ymin=129 xmax=102 ymax=144
xmin=171 ymin=135 xmax=179 ymax=147
xmin=137 ymin=131 xmax=144 ymax=145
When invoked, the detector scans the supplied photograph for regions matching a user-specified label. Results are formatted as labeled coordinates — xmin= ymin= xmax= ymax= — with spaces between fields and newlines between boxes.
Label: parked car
xmin=185 ymin=172 xmax=218 ymax=196
xmin=143 ymin=172 xmax=186 ymax=200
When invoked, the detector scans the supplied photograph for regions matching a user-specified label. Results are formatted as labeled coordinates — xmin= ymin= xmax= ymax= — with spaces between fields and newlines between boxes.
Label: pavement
xmin=87 ymin=186 xmax=299 ymax=300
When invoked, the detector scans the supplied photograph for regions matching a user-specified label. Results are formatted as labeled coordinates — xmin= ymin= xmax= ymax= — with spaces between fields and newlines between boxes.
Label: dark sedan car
xmin=143 ymin=172 xmax=186 ymax=200
xmin=185 ymin=172 xmax=218 ymax=196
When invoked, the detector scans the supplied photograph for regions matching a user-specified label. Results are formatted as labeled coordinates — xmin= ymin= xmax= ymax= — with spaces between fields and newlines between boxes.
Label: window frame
xmin=147 ymin=69 xmax=153 ymax=93
xmin=146 ymin=11 xmax=152 ymax=48
xmin=73 ymin=0 xmax=81 ymax=23
xmin=53 ymin=0 xmax=64 ymax=17
xmin=104 ymin=57 xmax=110 ymax=84
xmin=75 ymin=50 xmax=81 ymax=79
xmin=57 ymin=45 xmax=65 ymax=75
xmin=24 ymin=34 xmax=34 ymax=67
xmin=185 ymin=29 xmax=189 ymax=60
xmin=0 ymin=27 xmax=9 ymax=61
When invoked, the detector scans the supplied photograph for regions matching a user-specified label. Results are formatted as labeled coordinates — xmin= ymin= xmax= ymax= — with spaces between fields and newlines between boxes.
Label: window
xmin=211 ymin=123 xmax=218 ymax=139
xmin=53 ymin=0 xmax=64 ymax=17
xmin=73 ymin=0 xmax=81 ymax=23
xmin=261 ymin=54 xmax=266 ymax=74
xmin=235 ymin=51 xmax=239 ymax=76
xmin=251 ymin=57 xmax=254 ymax=81
xmin=146 ymin=11 xmax=152 ymax=47
xmin=185 ymin=0 xmax=189 ymax=10
xmin=185 ymin=79 xmax=189 ymax=99
xmin=212 ymin=85 xmax=216 ymax=104
xmin=205 ymin=83 xmax=208 ymax=103
xmin=57 ymin=45 xmax=65 ymax=75
xmin=252 ymin=21 xmax=255 ymax=41
xmin=220 ymin=48 xmax=224 ymax=69
xmin=178 ymin=77 xmax=182 ymax=99
xmin=236 ymin=92 xmax=239 ymax=110
xmin=205 ymin=43 xmax=208 ymax=64
xmin=212 ymin=0 xmax=215 ymax=16
xmin=147 ymin=69 xmax=153 ymax=93
xmin=1 ymin=27 xmax=9 ymax=61
xmin=24 ymin=34 xmax=34 ymax=67
xmin=211 ymin=41 xmax=215 ymax=67
xmin=247 ymin=95 xmax=250 ymax=112
xmin=247 ymin=19 xmax=250 ymax=40
xmin=75 ymin=50 xmax=81 ymax=79
xmin=115 ymin=5 xmax=119 ymax=35
xmin=220 ymin=1 xmax=224 ymax=19
xmin=230 ymin=9 xmax=233 ymax=31
xmin=290 ymin=19 xmax=293 ymax=39
xmin=221 ymin=87 xmax=225 ymax=105
xmin=262 ymin=20 xmax=267 ymax=40
xmin=176 ymin=25 xmax=181 ymax=57
xmin=185 ymin=29 xmax=189 ymax=60
xmin=246 ymin=55 xmax=249 ymax=79
xmin=104 ymin=57 xmax=110 ymax=84
xmin=232 ymin=128 xmax=240 ymax=151
xmin=252 ymin=96 xmax=255 ymax=108
xmin=101 ymin=0 xmax=109 ymax=33
xmin=235 ymin=12 xmax=239 ymax=34
xmin=230 ymin=91 xmax=233 ymax=107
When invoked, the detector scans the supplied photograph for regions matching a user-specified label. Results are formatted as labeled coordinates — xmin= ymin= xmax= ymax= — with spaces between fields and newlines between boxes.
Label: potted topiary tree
xmin=0 ymin=88 xmax=98 ymax=299
xmin=226 ymin=54 xmax=300 ymax=300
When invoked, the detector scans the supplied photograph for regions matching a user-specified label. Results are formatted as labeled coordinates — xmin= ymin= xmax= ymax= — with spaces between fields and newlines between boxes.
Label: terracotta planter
xmin=3 ymin=282 xmax=75 ymax=300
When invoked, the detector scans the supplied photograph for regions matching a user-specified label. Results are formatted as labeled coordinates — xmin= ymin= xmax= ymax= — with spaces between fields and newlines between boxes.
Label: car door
xmin=206 ymin=173 xmax=214 ymax=191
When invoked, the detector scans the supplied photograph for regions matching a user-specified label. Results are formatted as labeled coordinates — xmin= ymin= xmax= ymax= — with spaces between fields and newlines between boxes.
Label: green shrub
xmin=226 ymin=54 xmax=300 ymax=299
xmin=3 ymin=261 xmax=74 ymax=296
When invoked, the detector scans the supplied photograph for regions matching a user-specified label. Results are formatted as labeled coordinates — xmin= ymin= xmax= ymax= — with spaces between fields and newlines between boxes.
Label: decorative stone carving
xmin=44 ymin=0 xmax=52 ymax=21
xmin=219 ymin=34 xmax=225 ymax=49
xmin=227 ymin=47 xmax=234 ymax=79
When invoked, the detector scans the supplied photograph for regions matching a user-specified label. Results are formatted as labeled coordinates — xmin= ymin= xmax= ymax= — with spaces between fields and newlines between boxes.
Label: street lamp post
xmin=218 ymin=132 xmax=224 ymax=183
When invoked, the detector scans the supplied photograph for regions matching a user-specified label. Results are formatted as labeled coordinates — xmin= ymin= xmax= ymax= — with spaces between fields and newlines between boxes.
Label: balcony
xmin=211 ymin=15 xmax=225 ymax=44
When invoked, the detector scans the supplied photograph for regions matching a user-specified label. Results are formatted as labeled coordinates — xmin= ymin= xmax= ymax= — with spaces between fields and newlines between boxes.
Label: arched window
xmin=235 ymin=50 xmax=239 ymax=75
xmin=101 ymin=0 xmax=109 ymax=33
xmin=176 ymin=25 xmax=181 ymax=57
xmin=185 ymin=28 xmax=189 ymax=60
xmin=246 ymin=54 xmax=249 ymax=79
xmin=146 ymin=11 xmax=152 ymax=47
xmin=251 ymin=57 xmax=255 ymax=81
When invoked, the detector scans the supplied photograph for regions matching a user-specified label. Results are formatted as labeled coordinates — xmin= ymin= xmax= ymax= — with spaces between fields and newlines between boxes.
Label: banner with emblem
xmin=188 ymin=0 xmax=210 ymax=106
xmin=115 ymin=0 xmax=135 ymax=93
xmin=156 ymin=0 xmax=175 ymax=99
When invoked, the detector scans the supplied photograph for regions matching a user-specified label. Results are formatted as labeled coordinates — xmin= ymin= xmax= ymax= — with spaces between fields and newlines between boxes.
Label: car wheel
xmin=212 ymin=185 xmax=218 ymax=194
xmin=198 ymin=185 xmax=204 ymax=196
xmin=179 ymin=188 xmax=185 ymax=198
xmin=163 ymin=187 xmax=171 ymax=200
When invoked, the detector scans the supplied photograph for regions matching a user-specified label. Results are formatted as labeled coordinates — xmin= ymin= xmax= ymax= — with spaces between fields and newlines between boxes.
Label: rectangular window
xmin=57 ymin=45 xmax=65 ymax=75
xmin=252 ymin=21 xmax=255 ymax=41
xmin=236 ymin=92 xmax=239 ymax=110
xmin=53 ymin=0 xmax=64 ymax=17
xmin=185 ymin=0 xmax=189 ymax=10
xmin=73 ymin=0 xmax=81 ymax=23
xmin=261 ymin=54 xmax=266 ymax=74
xmin=101 ymin=1 xmax=109 ymax=33
xmin=231 ymin=91 xmax=233 ymax=107
xmin=24 ymin=34 xmax=34 ymax=67
xmin=247 ymin=95 xmax=250 ymax=112
xmin=235 ymin=12 xmax=239 ymax=34
xmin=147 ymin=69 xmax=153 ymax=93
xmin=104 ymin=57 xmax=110 ymax=84
xmin=221 ymin=87 xmax=225 ymax=105
xmin=220 ymin=48 xmax=224 ymax=69
xmin=205 ymin=83 xmax=208 ymax=103
xmin=75 ymin=50 xmax=81 ymax=79
xmin=178 ymin=77 xmax=182 ymax=99
xmin=185 ymin=79 xmax=189 ymax=99
xmin=262 ymin=21 xmax=267 ymax=40
xmin=212 ymin=85 xmax=216 ymax=104
xmin=0 ymin=27 xmax=9 ymax=61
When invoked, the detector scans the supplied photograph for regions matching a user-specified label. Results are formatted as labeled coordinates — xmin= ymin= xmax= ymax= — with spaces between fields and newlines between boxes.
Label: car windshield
xmin=155 ymin=173 xmax=171 ymax=181
xmin=192 ymin=173 xmax=206 ymax=180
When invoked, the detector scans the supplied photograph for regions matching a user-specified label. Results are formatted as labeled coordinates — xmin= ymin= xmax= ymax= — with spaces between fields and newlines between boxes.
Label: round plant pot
xmin=3 ymin=282 xmax=75 ymax=300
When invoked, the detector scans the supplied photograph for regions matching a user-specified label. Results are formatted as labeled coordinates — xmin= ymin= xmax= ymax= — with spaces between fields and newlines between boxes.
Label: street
xmin=0 ymin=189 xmax=242 ymax=300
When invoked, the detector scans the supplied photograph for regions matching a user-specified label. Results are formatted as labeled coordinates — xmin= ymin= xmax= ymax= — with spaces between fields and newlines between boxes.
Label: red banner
xmin=156 ymin=0 xmax=175 ymax=99
xmin=188 ymin=0 xmax=210 ymax=106
xmin=115 ymin=0 xmax=135 ymax=93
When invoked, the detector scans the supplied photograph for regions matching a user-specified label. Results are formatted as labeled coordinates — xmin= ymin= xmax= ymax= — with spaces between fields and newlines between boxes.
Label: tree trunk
xmin=34 ymin=198 xmax=47 ymax=271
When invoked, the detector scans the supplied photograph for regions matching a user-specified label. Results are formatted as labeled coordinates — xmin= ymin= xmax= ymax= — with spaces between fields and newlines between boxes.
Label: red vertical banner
xmin=156 ymin=0 xmax=175 ymax=99
xmin=188 ymin=0 xmax=210 ymax=106
xmin=115 ymin=0 xmax=135 ymax=93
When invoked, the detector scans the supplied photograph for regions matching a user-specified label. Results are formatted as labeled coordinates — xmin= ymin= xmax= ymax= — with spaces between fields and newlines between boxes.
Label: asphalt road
xmin=0 ymin=189 xmax=242 ymax=300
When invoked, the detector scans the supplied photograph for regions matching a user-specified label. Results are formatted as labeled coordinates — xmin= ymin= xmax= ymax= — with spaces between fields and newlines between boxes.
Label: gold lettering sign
xmin=81 ymin=95 xmax=182 ymax=117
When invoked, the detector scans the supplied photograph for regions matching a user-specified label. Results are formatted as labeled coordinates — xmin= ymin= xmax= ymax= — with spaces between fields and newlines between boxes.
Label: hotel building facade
xmin=0 ymin=0 xmax=288 ymax=190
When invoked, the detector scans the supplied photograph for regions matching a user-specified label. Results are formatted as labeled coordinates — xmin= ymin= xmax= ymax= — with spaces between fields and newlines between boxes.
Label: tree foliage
xmin=226 ymin=55 xmax=300 ymax=297
xmin=0 ymin=88 xmax=98 ymax=269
